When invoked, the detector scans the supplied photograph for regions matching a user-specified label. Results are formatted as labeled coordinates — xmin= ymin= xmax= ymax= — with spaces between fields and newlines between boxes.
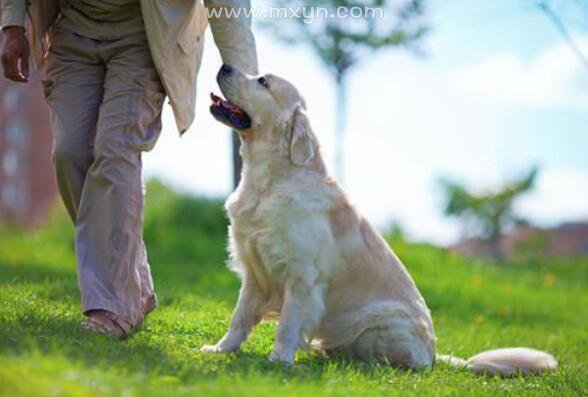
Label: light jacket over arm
xmin=0 ymin=0 xmax=27 ymax=29
xmin=2 ymin=0 xmax=58 ymax=66
xmin=204 ymin=0 xmax=258 ymax=75
xmin=1 ymin=0 xmax=259 ymax=134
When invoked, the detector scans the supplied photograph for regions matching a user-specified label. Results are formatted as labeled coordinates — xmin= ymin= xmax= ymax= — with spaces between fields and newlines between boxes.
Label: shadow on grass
xmin=0 ymin=293 xmax=560 ymax=388
xmin=0 ymin=308 xmax=422 ymax=384
xmin=0 ymin=258 xmax=566 ymax=386
xmin=0 ymin=258 xmax=565 ymax=328
xmin=0 ymin=261 xmax=81 ymax=306
xmin=0 ymin=257 xmax=239 ymax=305
xmin=0 ymin=261 xmax=75 ymax=283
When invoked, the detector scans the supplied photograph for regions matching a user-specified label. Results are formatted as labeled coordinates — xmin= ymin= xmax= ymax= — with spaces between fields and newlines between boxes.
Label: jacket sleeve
xmin=0 ymin=0 xmax=27 ymax=29
xmin=204 ymin=0 xmax=259 ymax=75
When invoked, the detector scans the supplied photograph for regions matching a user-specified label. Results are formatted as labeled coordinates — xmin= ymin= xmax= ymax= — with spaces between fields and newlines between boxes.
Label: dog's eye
xmin=257 ymin=77 xmax=269 ymax=88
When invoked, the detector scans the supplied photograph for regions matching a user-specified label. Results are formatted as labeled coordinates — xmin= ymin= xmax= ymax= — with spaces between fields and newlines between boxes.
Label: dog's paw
xmin=200 ymin=344 xmax=238 ymax=353
xmin=269 ymin=348 xmax=295 ymax=365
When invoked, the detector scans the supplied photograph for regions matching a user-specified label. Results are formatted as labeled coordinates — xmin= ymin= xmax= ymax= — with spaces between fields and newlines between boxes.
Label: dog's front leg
xmin=201 ymin=277 xmax=265 ymax=353
xmin=270 ymin=275 xmax=325 ymax=364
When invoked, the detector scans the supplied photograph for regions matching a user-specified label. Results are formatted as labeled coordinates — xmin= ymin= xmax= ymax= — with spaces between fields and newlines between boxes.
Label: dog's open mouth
xmin=210 ymin=92 xmax=251 ymax=130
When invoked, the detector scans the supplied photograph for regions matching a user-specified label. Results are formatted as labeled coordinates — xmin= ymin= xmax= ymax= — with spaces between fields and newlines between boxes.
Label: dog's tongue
xmin=210 ymin=92 xmax=252 ymax=129
xmin=210 ymin=92 xmax=246 ymax=115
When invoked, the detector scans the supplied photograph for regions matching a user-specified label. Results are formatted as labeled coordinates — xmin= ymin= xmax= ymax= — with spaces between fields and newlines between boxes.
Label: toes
xmin=201 ymin=344 xmax=223 ymax=353
xmin=201 ymin=344 xmax=240 ymax=353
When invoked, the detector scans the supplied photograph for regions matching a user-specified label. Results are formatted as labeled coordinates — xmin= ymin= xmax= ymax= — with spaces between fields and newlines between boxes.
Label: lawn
xmin=0 ymin=180 xmax=587 ymax=396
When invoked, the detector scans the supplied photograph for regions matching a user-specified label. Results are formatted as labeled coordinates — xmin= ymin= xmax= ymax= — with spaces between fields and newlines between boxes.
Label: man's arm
xmin=1 ymin=0 xmax=30 ymax=82
xmin=204 ymin=0 xmax=258 ymax=75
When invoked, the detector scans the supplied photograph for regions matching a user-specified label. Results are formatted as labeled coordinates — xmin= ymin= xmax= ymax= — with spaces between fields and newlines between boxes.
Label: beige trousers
xmin=43 ymin=26 xmax=165 ymax=326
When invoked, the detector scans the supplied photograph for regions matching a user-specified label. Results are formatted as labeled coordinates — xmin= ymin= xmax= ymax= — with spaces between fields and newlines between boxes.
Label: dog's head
xmin=210 ymin=64 xmax=317 ymax=167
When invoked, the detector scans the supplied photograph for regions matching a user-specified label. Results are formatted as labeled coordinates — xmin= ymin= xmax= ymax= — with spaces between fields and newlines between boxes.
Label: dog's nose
xmin=219 ymin=64 xmax=234 ymax=76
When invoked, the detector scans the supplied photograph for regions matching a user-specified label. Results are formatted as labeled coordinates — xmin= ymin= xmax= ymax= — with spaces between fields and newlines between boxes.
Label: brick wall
xmin=0 ymin=63 xmax=57 ymax=227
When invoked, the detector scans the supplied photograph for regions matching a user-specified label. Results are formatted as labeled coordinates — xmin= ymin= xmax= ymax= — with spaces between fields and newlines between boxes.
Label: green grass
xmin=0 ymin=180 xmax=587 ymax=396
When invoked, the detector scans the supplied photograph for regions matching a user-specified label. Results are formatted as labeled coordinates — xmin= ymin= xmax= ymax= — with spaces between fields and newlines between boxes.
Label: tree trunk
xmin=486 ymin=233 xmax=503 ymax=261
xmin=232 ymin=131 xmax=242 ymax=190
xmin=334 ymin=75 xmax=347 ymax=183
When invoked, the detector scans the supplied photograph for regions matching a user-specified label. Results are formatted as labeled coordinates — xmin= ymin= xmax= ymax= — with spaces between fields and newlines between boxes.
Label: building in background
xmin=453 ymin=222 xmax=588 ymax=260
xmin=0 ymin=64 xmax=57 ymax=227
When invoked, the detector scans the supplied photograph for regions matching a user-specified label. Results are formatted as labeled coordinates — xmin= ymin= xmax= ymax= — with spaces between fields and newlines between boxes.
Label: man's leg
xmin=43 ymin=29 xmax=105 ymax=223
xmin=76 ymin=32 xmax=165 ymax=326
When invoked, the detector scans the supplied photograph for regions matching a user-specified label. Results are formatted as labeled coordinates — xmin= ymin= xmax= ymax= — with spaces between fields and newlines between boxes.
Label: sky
xmin=143 ymin=0 xmax=588 ymax=245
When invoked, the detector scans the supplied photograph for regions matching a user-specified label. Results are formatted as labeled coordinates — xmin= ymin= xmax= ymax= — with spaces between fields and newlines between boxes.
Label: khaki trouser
xmin=43 ymin=26 xmax=165 ymax=326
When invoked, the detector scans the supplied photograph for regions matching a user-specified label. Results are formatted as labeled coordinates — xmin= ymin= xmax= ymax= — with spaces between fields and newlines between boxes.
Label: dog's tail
xmin=436 ymin=347 xmax=557 ymax=376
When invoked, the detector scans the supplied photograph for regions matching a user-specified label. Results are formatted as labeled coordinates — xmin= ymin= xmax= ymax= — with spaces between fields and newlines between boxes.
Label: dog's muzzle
xmin=209 ymin=64 xmax=251 ymax=130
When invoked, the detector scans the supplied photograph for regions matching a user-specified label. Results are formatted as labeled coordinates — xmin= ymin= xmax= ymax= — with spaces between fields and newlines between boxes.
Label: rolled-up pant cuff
xmin=83 ymin=298 xmax=140 ymax=326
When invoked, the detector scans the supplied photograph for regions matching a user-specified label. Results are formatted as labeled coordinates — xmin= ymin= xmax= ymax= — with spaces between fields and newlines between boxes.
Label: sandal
xmin=81 ymin=310 xmax=134 ymax=340
xmin=81 ymin=295 xmax=157 ymax=339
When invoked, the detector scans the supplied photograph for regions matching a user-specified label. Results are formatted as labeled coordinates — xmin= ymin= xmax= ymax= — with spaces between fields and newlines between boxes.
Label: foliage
xmin=0 ymin=180 xmax=586 ymax=396
xmin=441 ymin=167 xmax=539 ymax=257
xmin=266 ymin=0 xmax=428 ymax=82
xmin=263 ymin=0 xmax=428 ymax=180
xmin=143 ymin=179 xmax=227 ymax=269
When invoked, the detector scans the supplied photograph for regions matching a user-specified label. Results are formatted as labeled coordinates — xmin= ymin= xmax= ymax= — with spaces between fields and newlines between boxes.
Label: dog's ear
xmin=289 ymin=105 xmax=315 ymax=166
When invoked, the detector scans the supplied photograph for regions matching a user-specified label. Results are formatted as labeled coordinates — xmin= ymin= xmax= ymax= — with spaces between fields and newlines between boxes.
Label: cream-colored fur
xmin=201 ymin=65 xmax=557 ymax=375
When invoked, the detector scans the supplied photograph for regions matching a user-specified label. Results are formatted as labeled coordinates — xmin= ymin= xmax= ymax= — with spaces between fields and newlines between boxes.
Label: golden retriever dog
xmin=202 ymin=64 xmax=557 ymax=375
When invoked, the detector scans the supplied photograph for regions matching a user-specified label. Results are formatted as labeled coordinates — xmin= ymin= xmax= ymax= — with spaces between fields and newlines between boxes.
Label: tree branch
xmin=535 ymin=0 xmax=588 ymax=71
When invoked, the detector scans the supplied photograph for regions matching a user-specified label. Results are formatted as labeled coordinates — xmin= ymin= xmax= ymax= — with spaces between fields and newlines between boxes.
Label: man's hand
xmin=1 ymin=26 xmax=29 ymax=82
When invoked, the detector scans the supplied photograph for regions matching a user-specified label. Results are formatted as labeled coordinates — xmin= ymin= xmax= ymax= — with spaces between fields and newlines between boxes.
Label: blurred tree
xmin=264 ymin=0 xmax=428 ymax=182
xmin=441 ymin=167 xmax=539 ymax=260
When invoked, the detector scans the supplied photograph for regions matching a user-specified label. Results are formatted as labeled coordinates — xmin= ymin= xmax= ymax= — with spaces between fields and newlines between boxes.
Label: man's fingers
xmin=13 ymin=72 xmax=28 ymax=82
xmin=20 ymin=52 xmax=29 ymax=81
xmin=1 ymin=53 xmax=9 ymax=75
xmin=2 ymin=55 xmax=17 ymax=80
xmin=2 ymin=52 xmax=28 ymax=82
xmin=1 ymin=30 xmax=30 ymax=82
xmin=4 ymin=59 xmax=26 ymax=82
xmin=4 ymin=61 xmax=27 ymax=82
